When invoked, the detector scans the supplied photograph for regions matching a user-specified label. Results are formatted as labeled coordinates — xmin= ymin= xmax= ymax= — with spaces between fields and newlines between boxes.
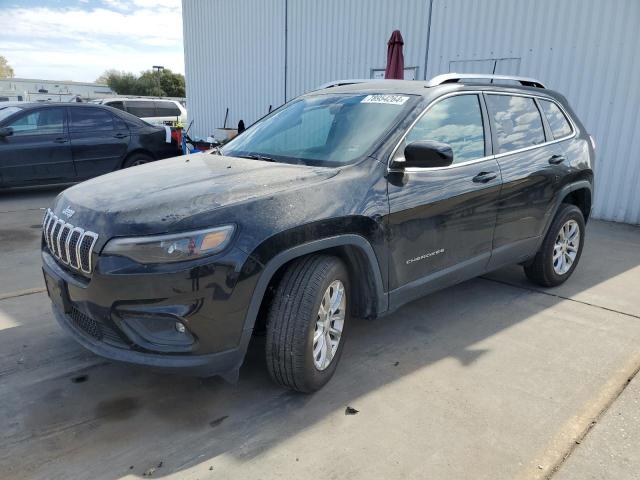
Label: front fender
xmin=240 ymin=234 xmax=388 ymax=336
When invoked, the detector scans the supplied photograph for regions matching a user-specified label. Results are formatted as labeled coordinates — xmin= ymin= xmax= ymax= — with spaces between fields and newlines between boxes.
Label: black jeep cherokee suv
xmin=41 ymin=74 xmax=594 ymax=392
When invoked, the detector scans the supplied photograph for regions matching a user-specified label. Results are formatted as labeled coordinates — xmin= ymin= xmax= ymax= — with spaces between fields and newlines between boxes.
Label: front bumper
xmin=50 ymin=302 xmax=250 ymax=378
xmin=42 ymin=244 xmax=262 ymax=378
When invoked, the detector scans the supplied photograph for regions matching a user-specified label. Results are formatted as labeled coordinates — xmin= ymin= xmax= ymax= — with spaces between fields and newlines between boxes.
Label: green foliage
xmin=96 ymin=68 xmax=185 ymax=97
xmin=0 ymin=56 xmax=15 ymax=79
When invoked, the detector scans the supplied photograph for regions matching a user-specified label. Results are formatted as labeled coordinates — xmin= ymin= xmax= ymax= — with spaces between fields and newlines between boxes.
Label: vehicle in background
xmin=91 ymin=98 xmax=187 ymax=126
xmin=0 ymin=102 xmax=181 ymax=188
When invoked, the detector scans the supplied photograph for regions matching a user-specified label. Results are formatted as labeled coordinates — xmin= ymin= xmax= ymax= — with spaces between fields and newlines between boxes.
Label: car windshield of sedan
xmin=222 ymin=93 xmax=417 ymax=166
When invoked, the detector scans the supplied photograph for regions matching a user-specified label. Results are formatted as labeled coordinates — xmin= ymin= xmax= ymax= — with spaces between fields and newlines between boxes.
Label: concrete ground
xmin=0 ymin=187 xmax=639 ymax=480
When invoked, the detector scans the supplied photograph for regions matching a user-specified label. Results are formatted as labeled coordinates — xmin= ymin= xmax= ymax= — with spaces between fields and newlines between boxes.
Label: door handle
xmin=472 ymin=171 xmax=498 ymax=183
xmin=548 ymin=154 xmax=566 ymax=165
xmin=53 ymin=137 xmax=67 ymax=144
xmin=114 ymin=133 xmax=128 ymax=139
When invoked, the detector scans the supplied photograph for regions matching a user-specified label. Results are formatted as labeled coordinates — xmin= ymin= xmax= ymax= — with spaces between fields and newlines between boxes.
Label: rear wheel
xmin=524 ymin=204 xmax=585 ymax=287
xmin=266 ymin=255 xmax=349 ymax=392
xmin=122 ymin=153 xmax=152 ymax=169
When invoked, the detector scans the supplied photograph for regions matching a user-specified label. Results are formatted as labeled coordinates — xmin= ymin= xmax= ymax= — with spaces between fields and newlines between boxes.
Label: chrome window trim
xmin=387 ymin=90 xmax=578 ymax=173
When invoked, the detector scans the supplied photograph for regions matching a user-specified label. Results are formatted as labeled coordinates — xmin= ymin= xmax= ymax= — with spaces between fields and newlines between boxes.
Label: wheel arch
xmin=244 ymin=235 xmax=388 ymax=335
xmin=119 ymin=148 xmax=156 ymax=169
xmin=561 ymin=184 xmax=592 ymax=223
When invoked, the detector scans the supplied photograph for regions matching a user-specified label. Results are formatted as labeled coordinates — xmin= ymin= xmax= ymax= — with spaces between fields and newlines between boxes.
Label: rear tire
xmin=266 ymin=255 xmax=349 ymax=393
xmin=524 ymin=204 xmax=585 ymax=287
xmin=122 ymin=153 xmax=152 ymax=169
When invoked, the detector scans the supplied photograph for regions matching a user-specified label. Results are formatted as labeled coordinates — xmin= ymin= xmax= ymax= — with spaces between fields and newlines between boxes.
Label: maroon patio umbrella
xmin=384 ymin=30 xmax=405 ymax=79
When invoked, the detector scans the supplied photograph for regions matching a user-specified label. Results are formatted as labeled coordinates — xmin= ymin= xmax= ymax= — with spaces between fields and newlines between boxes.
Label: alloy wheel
xmin=313 ymin=280 xmax=346 ymax=370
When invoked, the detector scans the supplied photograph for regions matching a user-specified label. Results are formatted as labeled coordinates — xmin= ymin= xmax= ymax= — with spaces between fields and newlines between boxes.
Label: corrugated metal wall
xmin=182 ymin=0 xmax=285 ymax=138
xmin=183 ymin=0 xmax=640 ymax=224
xmin=285 ymin=0 xmax=430 ymax=99
xmin=425 ymin=0 xmax=640 ymax=224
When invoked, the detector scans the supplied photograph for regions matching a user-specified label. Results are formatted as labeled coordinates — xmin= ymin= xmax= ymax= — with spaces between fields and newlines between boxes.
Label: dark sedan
xmin=0 ymin=102 xmax=182 ymax=188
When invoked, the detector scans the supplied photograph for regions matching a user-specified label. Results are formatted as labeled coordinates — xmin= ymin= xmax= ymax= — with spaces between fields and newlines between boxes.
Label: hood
xmin=54 ymin=154 xmax=338 ymax=237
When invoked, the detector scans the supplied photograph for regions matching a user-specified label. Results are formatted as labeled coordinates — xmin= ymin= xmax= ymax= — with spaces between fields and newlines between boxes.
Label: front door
xmin=387 ymin=93 xmax=502 ymax=308
xmin=0 ymin=107 xmax=74 ymax=185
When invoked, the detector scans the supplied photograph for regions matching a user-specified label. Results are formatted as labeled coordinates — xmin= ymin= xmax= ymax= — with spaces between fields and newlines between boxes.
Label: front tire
xmin=266 ymin=255 xmax=349 ymax=393
xmin=524 ymin=204 xmax=585 ymax=287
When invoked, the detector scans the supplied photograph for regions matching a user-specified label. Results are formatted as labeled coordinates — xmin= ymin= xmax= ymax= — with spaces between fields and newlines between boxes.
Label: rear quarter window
xmin=125 ymin=101 xmax=156 ymax=118
xmin=154 ymin=101 xmax=181 ymax=117
xmin=539 ymin=99 xmax=573 ymax=139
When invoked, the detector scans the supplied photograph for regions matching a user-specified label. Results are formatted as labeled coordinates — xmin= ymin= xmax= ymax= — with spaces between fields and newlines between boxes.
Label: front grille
xmin=43 ymin=209 xmax=98 ymax=274
xmin=69 ymin=307 xmax=127 ymax=346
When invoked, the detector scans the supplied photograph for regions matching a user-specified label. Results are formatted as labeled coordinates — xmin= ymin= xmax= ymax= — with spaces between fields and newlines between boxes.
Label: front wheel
xmin=524 ymin=204 xmax=585 ymax=287
xmin=266 ymin=255 xmax=349 ymax=393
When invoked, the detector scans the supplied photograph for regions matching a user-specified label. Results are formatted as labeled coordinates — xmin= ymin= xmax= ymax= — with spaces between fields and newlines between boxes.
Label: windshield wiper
xmin=243 ymin=153 xmax=276 ymax=162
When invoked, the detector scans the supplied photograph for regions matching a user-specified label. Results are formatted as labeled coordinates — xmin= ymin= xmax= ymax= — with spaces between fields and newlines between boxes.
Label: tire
xmin=122 ymin=153 xmax=152 ymax=169
xmin=524 ymin=203 xmax=585 ymax=287
xmin=266 ymin=255 xmax=349 ymax=393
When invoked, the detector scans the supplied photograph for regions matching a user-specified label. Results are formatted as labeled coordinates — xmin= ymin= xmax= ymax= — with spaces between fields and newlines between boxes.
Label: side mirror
xmin=0 ymin=127 xmax=13 ymax=138
xmin=400 ymin=140 xmax=453 ymax=169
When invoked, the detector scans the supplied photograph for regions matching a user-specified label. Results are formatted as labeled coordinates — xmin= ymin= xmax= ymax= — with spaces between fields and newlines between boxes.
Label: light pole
xmin=152 ymin=65 xmax=164 ymax=96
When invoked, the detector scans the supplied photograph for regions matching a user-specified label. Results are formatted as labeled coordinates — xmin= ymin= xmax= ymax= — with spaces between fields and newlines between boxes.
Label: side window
xmin=7 ymin=108 xmax=64 ymax=136
xmin=155 ymin=101 xmax=181 ymax=117
xmin=70 ymin=107 xmax=114 ymax=131
xmin=126 ymin=101 xmax=156 ymax=118
xmin=485 ymin=94 xmax=545 ymax=153
xmin=403 ymin=94 xmax=485 ymax=164
xmin=106 ymin=101 xmax=125 ymax=111
xmin=111 ymin=113 xmax=129 ymax=130
xmin=539 ymin=100 xmax=573 ymax=139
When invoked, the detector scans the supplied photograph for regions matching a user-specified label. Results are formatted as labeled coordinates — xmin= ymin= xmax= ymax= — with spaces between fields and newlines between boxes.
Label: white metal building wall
xmin=182 ymin=0 xmax=285 ymax=138
xmin=425 ymin=0 xmax=640 ymax=224
xmin=182 ymin=0 xmax=640 ymax=224
xmin=285 ymin=0 xmax=430 ymax=100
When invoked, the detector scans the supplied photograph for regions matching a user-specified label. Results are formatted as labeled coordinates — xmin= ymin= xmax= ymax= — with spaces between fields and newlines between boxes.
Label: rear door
xmin=485 ymin=93 xmax=572 ymax=268
xmin=0 ymin=106 xmax=74 ymax=184
xmin=387 ymin=93 xmax=502 ymax=304
xmin=69 ymin=106 xmax=130 ymax=178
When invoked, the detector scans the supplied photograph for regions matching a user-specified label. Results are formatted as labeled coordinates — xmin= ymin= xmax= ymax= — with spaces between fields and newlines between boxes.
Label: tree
xmin=0 ymin=56 xmax=14 ymax=79
xmin=96 ymin=68 xmax=185 ymax=97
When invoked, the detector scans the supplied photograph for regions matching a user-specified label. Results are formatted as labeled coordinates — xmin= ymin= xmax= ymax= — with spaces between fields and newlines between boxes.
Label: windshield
xmin=0 ymin=107 xmax=23 ymax=122
xmin=222 ymin=93 xmax=416 ymax=166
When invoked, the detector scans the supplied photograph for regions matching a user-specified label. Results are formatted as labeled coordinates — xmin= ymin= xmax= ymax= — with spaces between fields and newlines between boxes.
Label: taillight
xmin=589 ymin=135 xmax=596 ymax=151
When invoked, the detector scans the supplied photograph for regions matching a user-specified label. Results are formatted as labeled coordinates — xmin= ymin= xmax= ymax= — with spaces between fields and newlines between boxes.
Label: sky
xmin=0 ymin=0 xmax=184 ymax=83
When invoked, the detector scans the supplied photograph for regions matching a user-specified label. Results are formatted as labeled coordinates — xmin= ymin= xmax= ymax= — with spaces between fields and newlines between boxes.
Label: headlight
xmin=102 ymin=225 xmax=235 ymax=264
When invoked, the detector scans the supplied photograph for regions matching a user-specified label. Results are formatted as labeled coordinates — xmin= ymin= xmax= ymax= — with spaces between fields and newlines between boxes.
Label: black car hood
xmin=55 ymin=154 xmax=338 ymax=237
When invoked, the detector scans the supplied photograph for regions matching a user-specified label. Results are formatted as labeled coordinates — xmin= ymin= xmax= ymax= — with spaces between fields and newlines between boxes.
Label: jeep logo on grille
xmin=62 ymin=206 xmax=75 ymax=218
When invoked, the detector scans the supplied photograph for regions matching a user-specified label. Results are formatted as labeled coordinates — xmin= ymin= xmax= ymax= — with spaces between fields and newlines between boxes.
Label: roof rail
xmin=427 ymin=73 xmax=546 ymax=89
